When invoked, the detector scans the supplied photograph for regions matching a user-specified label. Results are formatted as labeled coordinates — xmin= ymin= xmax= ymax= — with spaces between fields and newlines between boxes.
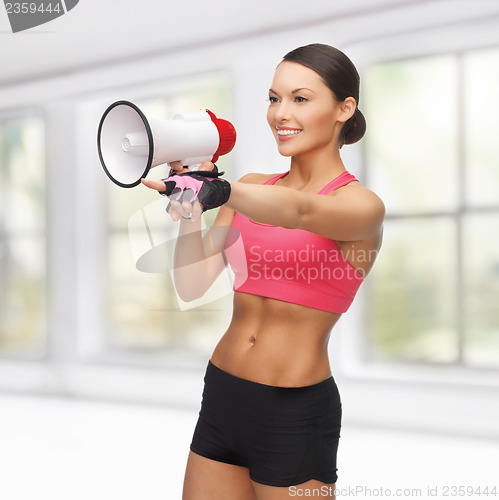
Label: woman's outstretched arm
xmin=227 ymin=180 xmax=385 ymax=241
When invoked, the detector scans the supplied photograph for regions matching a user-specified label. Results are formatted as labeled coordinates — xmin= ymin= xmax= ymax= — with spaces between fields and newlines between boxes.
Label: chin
xmin=276 ymin=144 xmax=308 ymax=158
xmin=276 ymin=143 xmax=298 ymax=157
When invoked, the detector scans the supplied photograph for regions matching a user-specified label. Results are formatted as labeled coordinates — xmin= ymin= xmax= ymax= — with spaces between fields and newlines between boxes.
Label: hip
xmin=211 ymin=329 xmax=333 ymax=388
xmin=201 ymin=359 xmax=341 ymax=421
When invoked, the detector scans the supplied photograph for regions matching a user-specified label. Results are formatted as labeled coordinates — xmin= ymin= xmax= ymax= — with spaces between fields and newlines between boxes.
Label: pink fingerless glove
xmin=161 ymin=168 xmax=231 ymax=212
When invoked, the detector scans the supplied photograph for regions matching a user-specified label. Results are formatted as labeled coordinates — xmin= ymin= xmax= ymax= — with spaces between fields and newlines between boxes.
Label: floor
xmin=0 ymin=393 xmax=497 ymax=500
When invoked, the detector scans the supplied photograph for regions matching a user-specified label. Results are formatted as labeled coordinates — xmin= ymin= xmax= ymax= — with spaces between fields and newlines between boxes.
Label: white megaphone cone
xmin=97 ymin=100 xmax=237 ymax=188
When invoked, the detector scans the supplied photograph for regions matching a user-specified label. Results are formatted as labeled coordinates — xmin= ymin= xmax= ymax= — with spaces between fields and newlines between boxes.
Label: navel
xmin=249 ymin=335 xmax=256 ymax=345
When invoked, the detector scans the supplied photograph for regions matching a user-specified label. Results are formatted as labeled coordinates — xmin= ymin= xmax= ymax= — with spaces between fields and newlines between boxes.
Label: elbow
xmin=178 ymin=293 xmax=201 ymax=303
xmin=175 ymin=285 xmax=208 ymax=303
xmin=173 ymin=273 xmax=209 ymax=303
xmin=290 ymin=193 xmax=310 ymax=230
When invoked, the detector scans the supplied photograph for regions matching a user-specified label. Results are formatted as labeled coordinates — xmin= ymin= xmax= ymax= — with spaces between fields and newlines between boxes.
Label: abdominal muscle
xmin=210 ymin=291 xmax=341 ymax=387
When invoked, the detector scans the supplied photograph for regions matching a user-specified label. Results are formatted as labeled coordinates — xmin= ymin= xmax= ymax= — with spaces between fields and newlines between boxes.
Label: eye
xmin=268 ymin=96 xmax=279 ymax=104
xmin=295 ymin=96 xmax=308 ymax=103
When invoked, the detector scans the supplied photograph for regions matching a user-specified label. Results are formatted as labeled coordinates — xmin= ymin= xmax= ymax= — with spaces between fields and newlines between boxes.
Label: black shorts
xmin=189 ymin=360 xmax=342 ymax=487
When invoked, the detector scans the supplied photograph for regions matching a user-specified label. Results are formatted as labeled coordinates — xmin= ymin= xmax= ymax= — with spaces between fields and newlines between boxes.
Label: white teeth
xmin=277 ymin=129 xmax=301 ymax=136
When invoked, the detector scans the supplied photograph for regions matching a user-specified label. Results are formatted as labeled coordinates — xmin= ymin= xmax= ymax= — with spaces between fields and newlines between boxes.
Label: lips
xmin=276 ymin=127 xmax=302 ymax=141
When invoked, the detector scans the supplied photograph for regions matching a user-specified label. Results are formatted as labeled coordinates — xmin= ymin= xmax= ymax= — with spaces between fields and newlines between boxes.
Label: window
xmin=362 ymin=47 xmax=499 ymax=369
xmin=0 ymin=115 xmax=46 ymax=358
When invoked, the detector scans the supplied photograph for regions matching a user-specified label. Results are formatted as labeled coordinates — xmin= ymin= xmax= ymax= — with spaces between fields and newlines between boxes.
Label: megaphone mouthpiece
xmin=122 ymin=132 xmax=149 ymax=155
xmin=205 ymin=110 xmax=237 ymax=162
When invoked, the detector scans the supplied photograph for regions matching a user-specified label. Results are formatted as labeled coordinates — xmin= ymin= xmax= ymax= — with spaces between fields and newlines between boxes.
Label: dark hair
xmin=282 ymin=43 xmax=366 ymax=148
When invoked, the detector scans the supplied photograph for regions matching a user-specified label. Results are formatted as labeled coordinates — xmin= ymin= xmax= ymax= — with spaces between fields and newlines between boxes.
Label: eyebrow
xmin=269 ymin=87 xmax=317 ymax=95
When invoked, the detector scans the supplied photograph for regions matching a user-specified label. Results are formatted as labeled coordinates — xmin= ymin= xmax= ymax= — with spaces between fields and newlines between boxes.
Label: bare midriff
xmin=210 ymin=291 xmax=342 ymax=387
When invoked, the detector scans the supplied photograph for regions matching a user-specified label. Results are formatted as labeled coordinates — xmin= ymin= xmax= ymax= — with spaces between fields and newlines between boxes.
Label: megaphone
xmin=97 ymin=100 xmax=237 ymax=188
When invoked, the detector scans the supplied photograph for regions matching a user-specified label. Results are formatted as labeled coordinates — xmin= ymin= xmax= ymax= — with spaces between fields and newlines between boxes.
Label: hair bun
xmin=341 ymin=108 xmax=366 ymax=147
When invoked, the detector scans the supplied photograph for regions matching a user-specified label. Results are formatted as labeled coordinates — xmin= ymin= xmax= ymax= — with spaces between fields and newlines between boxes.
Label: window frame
xmin=337 ymin=29 xmax=499 ymax=391
xmin=74 ymin=71 xmax=235 ymax=369
xmin=0 ymin=107 xmax=49 ymax=362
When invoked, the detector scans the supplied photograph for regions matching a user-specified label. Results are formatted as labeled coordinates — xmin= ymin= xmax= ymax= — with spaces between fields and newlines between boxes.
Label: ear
xmin=338 ymin=97 xmax=356 ymax=123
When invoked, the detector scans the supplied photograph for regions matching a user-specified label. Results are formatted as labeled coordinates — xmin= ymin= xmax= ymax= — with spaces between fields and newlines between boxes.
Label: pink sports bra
xmin=225 ymin=170 xmax=364 ymax=313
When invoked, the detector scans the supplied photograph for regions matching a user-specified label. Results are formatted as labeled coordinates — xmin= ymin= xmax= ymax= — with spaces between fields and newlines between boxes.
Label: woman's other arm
xmin=141 ymin=167 xmax=264 ymax=302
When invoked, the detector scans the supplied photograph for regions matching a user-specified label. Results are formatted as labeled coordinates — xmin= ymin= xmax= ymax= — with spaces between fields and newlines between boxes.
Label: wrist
xmin=226 ymin=181 xmax=238 ymax=209
xmin=178 ymin=215 xmax=202 ymax=234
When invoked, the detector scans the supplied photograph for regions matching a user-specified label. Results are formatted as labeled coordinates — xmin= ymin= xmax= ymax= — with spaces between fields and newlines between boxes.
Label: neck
xmin=287 ymin=145 xmax=346 ymax=186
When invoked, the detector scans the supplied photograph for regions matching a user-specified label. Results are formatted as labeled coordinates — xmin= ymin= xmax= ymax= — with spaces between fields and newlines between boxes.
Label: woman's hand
xmin=141 ymin=161 xmax=216 ymax=222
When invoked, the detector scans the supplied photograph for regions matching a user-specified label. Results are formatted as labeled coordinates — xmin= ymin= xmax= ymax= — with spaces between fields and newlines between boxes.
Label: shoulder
xmin=335 ymin=181 xmax=385 ymax=222
xmin=302 ymin=180 xmax=384 ymax=241
xmin=237 ymin=172 xmax=281 ymax=185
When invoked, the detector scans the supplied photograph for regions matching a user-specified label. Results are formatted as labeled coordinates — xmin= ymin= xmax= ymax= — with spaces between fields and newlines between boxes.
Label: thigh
xmin=252 ymin=479 xmax=336 ymax=499
xmin=244 ymin=387 xmax=342 ymax=487
xmin=182 ymin=450 xmax=257 ymax=500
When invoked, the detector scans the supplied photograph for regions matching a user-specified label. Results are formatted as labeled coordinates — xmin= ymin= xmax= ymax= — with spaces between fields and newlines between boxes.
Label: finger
xmin=191 ymin=200 xmax=202 ymax=221
xmin=165 ymin=200 xmax=180 ymax=221
xmin=169 ymin=207 xmax=181 ymax=222
xmin=141 ymin=178 xmax=166 ymax=192
xmin=168 ymin=161 xmax=184 ymax=172
xmin=181 ymin=200 xmax=194 ymax=217
xmin=170 ymin=199 xmax=190 ymax=219
xmin=198 ymin=161 xmax=215 ymax=171
xmin=179 ymin=188 xmax=195 ymax=204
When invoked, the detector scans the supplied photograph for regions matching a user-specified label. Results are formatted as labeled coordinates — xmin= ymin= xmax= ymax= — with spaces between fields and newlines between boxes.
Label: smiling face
xmin=267 ymin=61 xmax=348 ymax=158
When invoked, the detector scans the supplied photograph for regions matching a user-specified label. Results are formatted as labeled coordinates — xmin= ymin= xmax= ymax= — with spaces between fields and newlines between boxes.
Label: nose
xmin=275 ymin=100 xmax=291 ymax=123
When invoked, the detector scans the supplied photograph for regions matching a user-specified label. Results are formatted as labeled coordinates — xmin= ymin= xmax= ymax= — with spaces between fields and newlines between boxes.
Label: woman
xmin=142 ymin=43 xmax=385 ymax=500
